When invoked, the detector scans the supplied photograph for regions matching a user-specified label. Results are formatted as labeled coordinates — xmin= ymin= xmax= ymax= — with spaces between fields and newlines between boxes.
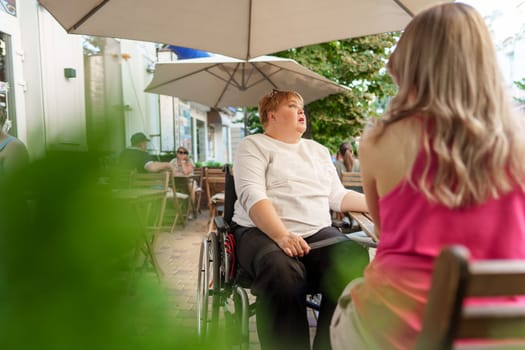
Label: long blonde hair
xmin=380 ymin=2 xmax=525 ymax=208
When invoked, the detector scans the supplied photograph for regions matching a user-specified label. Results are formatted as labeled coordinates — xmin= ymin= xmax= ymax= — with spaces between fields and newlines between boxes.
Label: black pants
xmin=232 ymin=224 xmax=369 ymax=350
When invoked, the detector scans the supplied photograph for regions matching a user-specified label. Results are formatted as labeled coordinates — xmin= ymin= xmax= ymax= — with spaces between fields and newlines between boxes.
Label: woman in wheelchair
xmin=231 ymin=89 xmax=369 ymax=350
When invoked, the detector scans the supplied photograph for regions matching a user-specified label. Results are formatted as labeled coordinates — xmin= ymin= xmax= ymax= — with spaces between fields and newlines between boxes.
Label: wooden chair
xmin=170 ymin=176 xmax=191 ymax=231
xmin=416 ymin=245 xmax=525 ymax=350
xmin=109 ymin=168 xmax=136 ymax=189
xmin=193 ymin=167 xmax=204 ymax=215
xmin=340 ymin=171 xmax=363 ymax=193
xmin=204 ymin=167 xmax=226 ymax=232
xmin=127 ymin=171 xmax=171 ymax=281
xmin=130 ymin=171 xmax=171 ymax=231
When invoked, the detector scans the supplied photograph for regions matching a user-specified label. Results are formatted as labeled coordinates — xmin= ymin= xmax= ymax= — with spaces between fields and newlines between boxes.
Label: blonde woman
xmin=331 ymin=3 xmax=525 ymax=349
xmin=170 ymin=146 xmax=194 ymax=176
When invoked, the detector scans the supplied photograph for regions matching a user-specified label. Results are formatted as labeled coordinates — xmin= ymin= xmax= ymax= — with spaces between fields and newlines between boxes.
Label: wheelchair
xmin=196 ymin=165 xmax=376 ymax=349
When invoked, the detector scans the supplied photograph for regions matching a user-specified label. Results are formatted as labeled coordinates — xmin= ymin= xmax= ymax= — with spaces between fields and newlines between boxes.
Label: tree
xmin=243 ymin=33 xmax=399 ymax=153
xmin=515 ymin=78 xmax=525 ymax=107
xmin=277 ymin=34 xmax=398 ymax=151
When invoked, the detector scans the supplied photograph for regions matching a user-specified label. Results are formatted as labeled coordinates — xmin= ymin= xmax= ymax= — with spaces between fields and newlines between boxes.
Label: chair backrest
xmin=127 ymin=171 xmax=171 ymax=230
xmin=341 ymin=171 xmax=363 ymax=193
xmin=416 ymin=245 xmax=525 ymax=350
xmin=193 ymin=167 xmax=204 ymax=189
xmin=131 ymin=171 xmax=170 ymax=191
xmin=109 ymin=168 xmax=136 ymax=189
xmin=173 ymin=176 xmax=191 ymax=195
xmin=204 ymin=167 xmax=226 ymax=204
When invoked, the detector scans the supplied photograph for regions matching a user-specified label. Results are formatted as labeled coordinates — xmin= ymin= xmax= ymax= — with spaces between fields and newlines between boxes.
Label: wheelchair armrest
xmin=214 ymin=215 xmax=230 ymax=232
xmin=332 ymin=219 xmax=360 ymax=233
xmin=345 ymin=231 xmax=378 ymax=249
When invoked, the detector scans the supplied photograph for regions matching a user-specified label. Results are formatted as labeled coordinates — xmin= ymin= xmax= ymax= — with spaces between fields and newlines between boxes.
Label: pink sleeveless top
xmin=350 ymin=147 xmax=525 ymax=349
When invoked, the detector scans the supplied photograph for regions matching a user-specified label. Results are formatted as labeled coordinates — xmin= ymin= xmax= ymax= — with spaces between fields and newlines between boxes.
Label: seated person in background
xmin=333 ymin=141 xmax=356 ymax=179
xmin=0 ymin=108 xmax=29 ymax=177
xmin=118 ymin=132 xmax=172 ymax=173
xmin=169 ymin=146 xmax=194 ymax=176
xmin=330 ymin=3 xmax=525 ymax=349
xmin=170 ymin=146 xmax=197 ymax=216
xmin=231 ymin=89 xmax=369 ymax=350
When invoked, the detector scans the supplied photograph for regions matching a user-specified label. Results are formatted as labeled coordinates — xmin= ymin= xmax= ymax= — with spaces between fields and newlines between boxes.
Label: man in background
xmin=118 ymin=132 xmax=172 ymax=173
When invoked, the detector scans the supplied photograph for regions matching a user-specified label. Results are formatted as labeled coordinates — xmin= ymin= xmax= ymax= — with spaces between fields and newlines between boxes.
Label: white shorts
xmin=330 ymin=278 xmax=377 ymax=350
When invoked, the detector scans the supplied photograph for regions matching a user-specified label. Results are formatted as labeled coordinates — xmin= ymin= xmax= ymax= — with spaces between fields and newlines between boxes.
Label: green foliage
xmin=246 ymin=107 xmax=263 ymax=135
xmin=515 ymin=78 xmax=525 ymax=105
xmin=277 ymin=33 xmax=398 ymax=150
xmin=245 ymin=34 xmax=399 ymax=152
xmin=195 ymin=160 xmax=232 ymax=168
xmin=0 ymin=150 xmax=220 ymax=349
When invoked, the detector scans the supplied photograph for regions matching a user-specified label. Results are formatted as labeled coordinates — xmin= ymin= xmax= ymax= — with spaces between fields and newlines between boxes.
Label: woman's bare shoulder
xmin=360 ymin=118 xmax=418 ymax=155
xmin=360 ymin=117 xmax=421 ymax=196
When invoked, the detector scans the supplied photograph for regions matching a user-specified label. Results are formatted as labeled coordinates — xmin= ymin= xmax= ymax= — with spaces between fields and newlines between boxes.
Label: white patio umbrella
xmin=38 ymin=0 xmax=451 ymax=60
xmin=144 ymin=55 xmax=350 ymax=108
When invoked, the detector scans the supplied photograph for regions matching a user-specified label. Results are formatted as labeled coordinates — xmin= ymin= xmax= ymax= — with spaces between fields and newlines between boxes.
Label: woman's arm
xmin=249 ymin=199 xmax=310 ymax=257
xmin=181 ymin=159 xmax=194 ymax=176
xmin=359 ymin=128 xmax=382 ymax=238
xmin=235 ymin=138 xmax=310 ymax=257
xmin=340 ymin=190 xmax=368 ymax=213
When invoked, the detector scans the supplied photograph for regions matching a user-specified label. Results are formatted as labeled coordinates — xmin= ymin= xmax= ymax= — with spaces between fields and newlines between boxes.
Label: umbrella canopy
xmin=144 ymin=55 xmax=350 ymax=108
xmin=38 ymin=0 xmax=451 ymax=60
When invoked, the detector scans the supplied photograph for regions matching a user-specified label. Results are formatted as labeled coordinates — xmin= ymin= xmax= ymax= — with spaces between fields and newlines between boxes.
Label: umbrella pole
xmin=243 ymin=107 xmax=250 ymax=135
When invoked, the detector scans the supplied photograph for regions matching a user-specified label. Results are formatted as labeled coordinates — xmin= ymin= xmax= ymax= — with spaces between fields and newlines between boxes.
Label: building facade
xmin=1 ymin=0 xmax=237 ymax=166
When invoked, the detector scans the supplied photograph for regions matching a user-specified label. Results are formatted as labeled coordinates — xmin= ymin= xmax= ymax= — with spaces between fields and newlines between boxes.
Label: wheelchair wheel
xmin=197 ymin=231 xmax=220 ymax=339
xmin=233 ymin=285 xmax=251 ymax=350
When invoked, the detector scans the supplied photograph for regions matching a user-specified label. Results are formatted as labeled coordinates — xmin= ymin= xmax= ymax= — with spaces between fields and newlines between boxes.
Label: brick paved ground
xmin=153 ymin=210 xmax=262 ymax=349
xmin=154 ymin=212 xmax=208 ymax=331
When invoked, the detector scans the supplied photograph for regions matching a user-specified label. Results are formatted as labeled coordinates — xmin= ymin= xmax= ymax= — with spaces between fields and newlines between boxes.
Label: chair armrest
xmin=214 ymin=215 xmax=229 ymax=232
xmin=348 ymin=211 xmax=378 ymax=242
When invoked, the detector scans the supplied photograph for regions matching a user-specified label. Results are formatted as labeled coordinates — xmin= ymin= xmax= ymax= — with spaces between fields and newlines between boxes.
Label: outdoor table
xmin=112 ymin=188 xmax=166 ymax=281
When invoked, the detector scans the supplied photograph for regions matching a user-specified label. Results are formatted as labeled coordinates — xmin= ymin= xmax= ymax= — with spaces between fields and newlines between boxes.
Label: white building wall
xmin=37 ymin=7 xmax=86 ymax=151
xmin=120 ymin=40 xmax=159 ymax=151
xmin=18 ymin=0 xmax=45 ymax=157
xmin=1 ymin=2 xmax=33 ymax=155
xmin=5 ymin=2 xmax=248 ymax=164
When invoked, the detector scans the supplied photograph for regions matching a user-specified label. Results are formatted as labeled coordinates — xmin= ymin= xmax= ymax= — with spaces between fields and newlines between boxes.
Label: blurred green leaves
xmin=0 ymin=151 xmax=209 ymax=349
